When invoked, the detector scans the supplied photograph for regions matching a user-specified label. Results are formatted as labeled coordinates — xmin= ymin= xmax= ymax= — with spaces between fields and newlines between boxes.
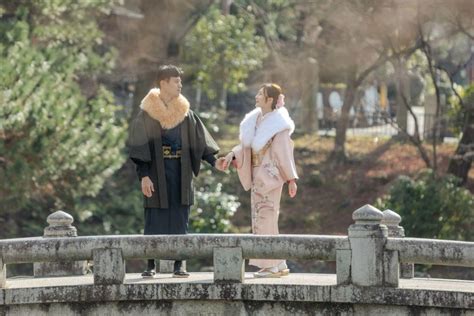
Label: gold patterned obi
xmin=163 ymin=145 xmax=181 ymax=159
xmin=251 ymin=140 xmax=272 ymax=167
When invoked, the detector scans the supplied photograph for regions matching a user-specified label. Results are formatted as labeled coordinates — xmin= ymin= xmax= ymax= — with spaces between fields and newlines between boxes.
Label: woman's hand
xmin=222 ymin=152 xmax=234 ymax=170
xmin=288 ymin=180 xmax=297 ymax=198
xmin=215 ymin=157 xmax=226 ymax=171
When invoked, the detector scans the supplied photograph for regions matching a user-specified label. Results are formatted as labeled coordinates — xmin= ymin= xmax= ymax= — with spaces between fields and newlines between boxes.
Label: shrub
xmin=376 ymin=169 xmax=473 ymax=241
xmin=190 ymin=167 xmax=240 ymax=233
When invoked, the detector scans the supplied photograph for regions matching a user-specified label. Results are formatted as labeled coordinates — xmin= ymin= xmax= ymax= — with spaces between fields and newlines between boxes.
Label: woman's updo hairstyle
xmin=261 ymin=83 xmax=282 ymax=110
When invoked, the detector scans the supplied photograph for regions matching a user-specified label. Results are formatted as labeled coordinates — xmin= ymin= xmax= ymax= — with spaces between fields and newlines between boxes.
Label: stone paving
xmin=6 ymin=273 xmax=474 ymax=292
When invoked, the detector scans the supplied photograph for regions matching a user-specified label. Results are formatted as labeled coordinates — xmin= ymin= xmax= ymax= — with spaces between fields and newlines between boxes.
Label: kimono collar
xmin=140 ymin=88 xmax=190 ymax=129
xmin=239 ymin=107 xmax=295 ymax=152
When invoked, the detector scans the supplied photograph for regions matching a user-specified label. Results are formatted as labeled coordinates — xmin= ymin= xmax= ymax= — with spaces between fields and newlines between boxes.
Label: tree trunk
xmin=219 ymin=86 xmax=227 ymax=109
xmin=221 ymin=0 xmax=232 ymax=15
xmin=423 ymin=43 xmax=442 ymax=175
xmin=195 ymin=85 xmax=202 ymax=110
xmin=302 ymin=82 xmax=318 ymax=133
xmin=301 ymin=61 xmax=319 ymax=133
xmin=332 ymin=76 xmax=357 ymax=161
xmin=395 ymin=59 xmax=409 ymax=134
xmin=218 ymin=0 xmax=230 ymax=109
xmin=448 ymin=110 xmax=474 ymax=184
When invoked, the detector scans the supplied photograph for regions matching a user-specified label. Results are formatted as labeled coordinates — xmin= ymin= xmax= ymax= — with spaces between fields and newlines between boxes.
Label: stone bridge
xmin=0 ymin=205 xmax=472 ymax=315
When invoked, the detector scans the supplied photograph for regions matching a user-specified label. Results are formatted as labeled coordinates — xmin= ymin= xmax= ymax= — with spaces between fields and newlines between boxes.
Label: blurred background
xmin=1 ymin=0 xmax=473 ymax=277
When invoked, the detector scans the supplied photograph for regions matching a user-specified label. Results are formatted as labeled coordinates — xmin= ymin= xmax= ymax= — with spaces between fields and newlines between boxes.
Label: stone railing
xmin=0 ymin=204 xmax=472 ymax=288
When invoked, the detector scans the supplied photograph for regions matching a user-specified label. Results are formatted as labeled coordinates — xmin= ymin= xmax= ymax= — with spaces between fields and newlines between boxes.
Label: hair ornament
xmin=276 ymin=94 xmax=285 ymax=108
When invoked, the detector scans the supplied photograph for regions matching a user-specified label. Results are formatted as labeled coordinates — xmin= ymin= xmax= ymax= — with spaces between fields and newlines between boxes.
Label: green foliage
xmin=74 ymin=166 xmax=144 ymax=236
xmin=0 ymin=0 xmax=126 ymax=237
xmin=448 ymin=84 xmax=474 ymax=135
xmin=189 ymin=110 xmax=240 ymax=233
xmin=376 ymin=170 xmax=474 ymax=241
xmin=236 ymin=0 xmax=300 ymax=43
xmin=190 ymin=167 xmax=240 ymax=233
xmin=183 ymin=6 xmax=267 ymax=100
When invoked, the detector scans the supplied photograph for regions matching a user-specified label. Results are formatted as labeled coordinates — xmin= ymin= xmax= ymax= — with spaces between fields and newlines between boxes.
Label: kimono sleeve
xmin=195 ymin=113 xmax=220 ymax=158
xmin=231 ymin=144 xmax=244 ymax=169
xmin=273 ymin=131 xmax=299 ymax=182
xmin=128 ymin=110 xmax=152 ymax=164
xmin=189 ymin=111 xmax=220 ymax=175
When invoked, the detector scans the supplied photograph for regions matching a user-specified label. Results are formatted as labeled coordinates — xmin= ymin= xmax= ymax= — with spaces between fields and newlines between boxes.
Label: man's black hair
xmin=156 ymin=65 xmax=183 ymax=87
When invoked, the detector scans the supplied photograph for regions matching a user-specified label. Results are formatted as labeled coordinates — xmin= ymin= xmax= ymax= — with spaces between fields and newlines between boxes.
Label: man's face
xmin=160 ymin=76 xmax=182 ymax=98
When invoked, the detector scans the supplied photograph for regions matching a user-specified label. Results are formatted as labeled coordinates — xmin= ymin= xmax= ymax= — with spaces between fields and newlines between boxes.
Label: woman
xmin=219 ymin=83 xmax=298 ymax=278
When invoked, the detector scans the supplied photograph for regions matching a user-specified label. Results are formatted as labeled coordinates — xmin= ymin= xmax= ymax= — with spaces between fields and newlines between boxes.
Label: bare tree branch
xmin=456 ymin=17 xmax=474 ymax=41
xmin=435 ymin=53 xmax=474 ymax=109
xmin=385 ymin=89 xmax=433 ymax=169
xmin=175 ymin=0 xmax=215 ymax=43
xmin=416 ymin=0 xmax=441 ymax=174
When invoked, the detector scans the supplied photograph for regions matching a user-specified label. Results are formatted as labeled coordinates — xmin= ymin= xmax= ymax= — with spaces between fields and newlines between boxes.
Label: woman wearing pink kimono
xmin=219 ymin=83 xmax=298 ymax=278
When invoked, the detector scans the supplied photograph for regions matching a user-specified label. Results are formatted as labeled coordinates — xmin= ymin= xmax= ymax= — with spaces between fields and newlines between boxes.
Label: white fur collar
xmin=239 ymin=107 xmax=295 ymax=152
xmin=140 ymin=88 xmax=190 ymax=129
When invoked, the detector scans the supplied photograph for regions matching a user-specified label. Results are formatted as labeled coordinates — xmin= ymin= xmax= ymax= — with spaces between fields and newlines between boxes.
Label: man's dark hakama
xmin=141 ymin=125 xmax=189 ymax=235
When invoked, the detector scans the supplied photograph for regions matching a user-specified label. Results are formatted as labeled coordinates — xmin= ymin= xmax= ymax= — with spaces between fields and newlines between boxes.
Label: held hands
xmin=223 ymin=152 xmax=234 ymax=169
xmin=216 ymin=152 xmax=234 ymax=171
xmin=288 ymin=180 xmax=297 ymax=198
xmin=141 ymin=176 xmax=154 ymax=197
xmin=215 ymin=157 xmax=227 ymax=171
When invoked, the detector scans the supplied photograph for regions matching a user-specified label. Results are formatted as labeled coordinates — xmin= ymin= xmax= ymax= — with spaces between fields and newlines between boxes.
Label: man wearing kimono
xmin=129 ymin=65 xmax=223 ymax=278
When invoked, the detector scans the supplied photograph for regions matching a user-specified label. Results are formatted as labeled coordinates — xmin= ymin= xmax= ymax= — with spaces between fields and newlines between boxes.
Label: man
xmin=129 ymin=65 xmax=224 ymax=278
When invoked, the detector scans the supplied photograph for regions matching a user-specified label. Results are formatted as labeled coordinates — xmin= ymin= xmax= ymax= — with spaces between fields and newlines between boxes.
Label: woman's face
xmin=255 ymin=88 xmax=272 ymax=109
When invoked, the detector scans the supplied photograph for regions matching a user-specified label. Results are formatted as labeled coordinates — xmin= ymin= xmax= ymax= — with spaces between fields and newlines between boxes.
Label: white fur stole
xmin=239 ymin=107 xmax=295 ymax=152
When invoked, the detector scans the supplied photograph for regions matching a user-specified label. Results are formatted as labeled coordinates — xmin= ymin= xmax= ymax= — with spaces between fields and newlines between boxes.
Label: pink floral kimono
xmin=232 ymin=107 xmax=298 ymax=269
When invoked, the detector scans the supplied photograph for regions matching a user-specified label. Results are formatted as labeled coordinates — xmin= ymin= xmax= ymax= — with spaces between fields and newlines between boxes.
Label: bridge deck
xmin=6 ymin=273 xmax=474 ymax=293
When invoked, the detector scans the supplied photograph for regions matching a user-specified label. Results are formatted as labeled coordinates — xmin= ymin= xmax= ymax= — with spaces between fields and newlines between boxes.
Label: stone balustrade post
xmin=213 ymin=247 xmax=244 ymax=283
xmin=0 ymin=257 xmax=5 ymax=288
xmin=382 ymin=209 xmax=414 ymax=279
xmin=348 ymin=204 xmax=388 ymax=286
xmin=336 ymin=240 xmax=352 ymax=285
xmin=93 ymin=248 xmax=125 ymax=285
xmin=34 ymin=211 xmax=87 ymax=277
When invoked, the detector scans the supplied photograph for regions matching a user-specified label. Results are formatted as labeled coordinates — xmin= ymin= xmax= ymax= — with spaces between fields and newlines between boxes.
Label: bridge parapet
xmin=0 ymin=204 xmax=472 ymax=288
xmin=382 ymin=209 xmax=414 ymax=278
xmin=33 ymin=210 xmax=87 ymax=278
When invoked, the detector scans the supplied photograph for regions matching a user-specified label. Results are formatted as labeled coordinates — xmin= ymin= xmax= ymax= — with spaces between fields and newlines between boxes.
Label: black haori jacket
xmin=128 ymin=88 xmax=219 ymax=208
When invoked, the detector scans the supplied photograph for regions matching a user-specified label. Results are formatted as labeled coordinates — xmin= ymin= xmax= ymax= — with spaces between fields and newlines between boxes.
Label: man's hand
xmin=288 ymin=180 xmax=297 ymax=198
xmin=141 ymin=176 xmax=154 ymax=197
